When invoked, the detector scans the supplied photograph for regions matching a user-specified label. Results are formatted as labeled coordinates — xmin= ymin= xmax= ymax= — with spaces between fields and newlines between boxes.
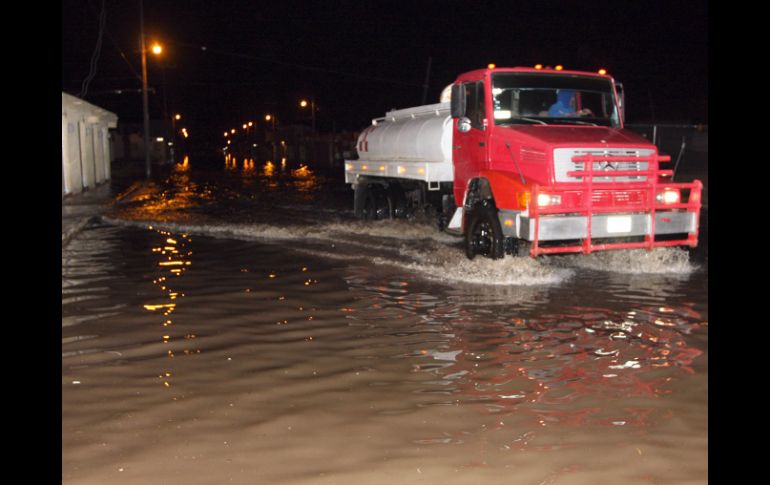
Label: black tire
xmin=353 ymin=183 xmax=370 ymax=219
xmin=464 ymin=201 xmax=505 ymax=260
xmin=387 ymin=184 xmax=408 ymax=219
xmin=354 ymin=182 xmax=389 ymax=220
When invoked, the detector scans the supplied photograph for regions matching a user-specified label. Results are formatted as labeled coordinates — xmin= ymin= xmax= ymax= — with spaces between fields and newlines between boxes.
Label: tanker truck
xmin=344 ymin=66 xmax=702 ymax=258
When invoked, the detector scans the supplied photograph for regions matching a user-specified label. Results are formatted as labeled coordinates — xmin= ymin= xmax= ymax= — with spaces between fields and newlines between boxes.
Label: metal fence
xmin=625 ymin=124 xmax=708 ymax=207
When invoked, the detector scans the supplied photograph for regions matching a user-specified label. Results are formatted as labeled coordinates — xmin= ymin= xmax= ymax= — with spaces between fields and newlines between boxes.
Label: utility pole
xmin=421 ymin=56 xmax=432 ymax=105
xmin=140 ymin=0 xmax=151 ymax=179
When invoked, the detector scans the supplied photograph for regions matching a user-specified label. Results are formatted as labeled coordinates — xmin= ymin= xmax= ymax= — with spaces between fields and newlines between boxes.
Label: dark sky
xmin=62 ymin=0 xmax=708 ymax=143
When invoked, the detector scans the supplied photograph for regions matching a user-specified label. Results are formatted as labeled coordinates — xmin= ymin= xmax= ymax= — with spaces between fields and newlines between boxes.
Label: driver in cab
xmin=548 ymin=90 xmax=593 ymax=117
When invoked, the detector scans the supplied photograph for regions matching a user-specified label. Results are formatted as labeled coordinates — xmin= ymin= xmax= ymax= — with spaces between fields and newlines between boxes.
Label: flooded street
xmin=62 ymin=157 xmax=707 ymax=484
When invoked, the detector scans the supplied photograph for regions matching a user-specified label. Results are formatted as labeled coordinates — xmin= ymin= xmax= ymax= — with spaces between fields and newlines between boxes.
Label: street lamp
xmin=299 ymin=97 xmax=316 ymax=134
xmin=140 ymin=0 xmax=151 ymax=178
xmin=170 ymin=113 xmax=181 ymax=163
xmin=139 ymin=0 xmax=165 ymax=178
xmin=265 ymin=114 xmax=277 ymax=160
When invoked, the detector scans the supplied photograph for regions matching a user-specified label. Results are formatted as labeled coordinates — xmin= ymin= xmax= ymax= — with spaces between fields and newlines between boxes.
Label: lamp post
xmin=170 ymin=113 xmax=181 ymax=163
xmin=140 ymin=0 xmax=151 ymax=178
xmin=299 ymin=97 xmax=316 ymax=135
xmin=265 ymin=114 xmax=277 ymax=161
xmin=265 ymin=113 xmax=276 ymax=130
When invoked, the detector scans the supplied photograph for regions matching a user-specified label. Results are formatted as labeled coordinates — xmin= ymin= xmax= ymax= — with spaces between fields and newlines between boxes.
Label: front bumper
xmin=492 ymin=151 xmax=702 ymax=256
xmin=501 ymin=210 xmax=697 ymax=241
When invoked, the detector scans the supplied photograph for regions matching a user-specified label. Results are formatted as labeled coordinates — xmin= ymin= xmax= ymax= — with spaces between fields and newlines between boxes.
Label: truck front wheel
xmin=464 ymin=202 xmax=504 ymax=260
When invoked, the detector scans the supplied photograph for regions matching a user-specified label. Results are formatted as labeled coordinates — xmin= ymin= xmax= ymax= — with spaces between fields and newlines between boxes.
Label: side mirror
xmin=451 ymin=84 xmax=466 ymax=118
xmin=616 ymin=82 xmax=626 ymax=124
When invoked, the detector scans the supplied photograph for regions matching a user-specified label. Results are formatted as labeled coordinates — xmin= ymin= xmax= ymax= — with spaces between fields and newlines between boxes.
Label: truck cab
xmin=452 ymin=67 xmax=701 ymax=258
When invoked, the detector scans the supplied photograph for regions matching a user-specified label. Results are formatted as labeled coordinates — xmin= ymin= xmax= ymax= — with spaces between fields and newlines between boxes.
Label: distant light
xmin=231 ymin=129 xmax=236 ymax=134
xmin=248 ymin=121 xmax=253 ymax=127
xmin=598 ymin=68 xmax=607 ymax=75
xmin=487 ymin=63 xmax=496 ymax=69
xmin=534 ymin=64 xmax=543 ymax=70
xmin=224 ymin=132 xmax=228 ymax=137
xmin=174 ymin=114 xmax=182 ymax=120
xmin=155 ymin=137 xmax=164 ymax=142
xmin=265 ymin=114 xmax=272 ymax=121
xmin=300 ymin=100 xmax=309 ymax=108
xmin=151 ymin=43 xmax=163 ymax=55
xmin=555 ymin=65 xmax=564 ymax=71
xmin=243 ymin=124 xmax=247 ymax=129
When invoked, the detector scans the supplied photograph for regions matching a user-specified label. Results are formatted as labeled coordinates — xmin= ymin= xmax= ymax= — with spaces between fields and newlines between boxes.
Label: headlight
xmin=537 ymin=193 xmax=562 ymax=207
xmin=656 ymin=189 xmax=680 ymax=205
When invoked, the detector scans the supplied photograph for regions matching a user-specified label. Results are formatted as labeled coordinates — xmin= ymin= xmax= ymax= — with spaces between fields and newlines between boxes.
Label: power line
xmin=78 ymin=0 xmax=107 ymax=98
xmin=170 ymin=40 xmax=423 ymax=88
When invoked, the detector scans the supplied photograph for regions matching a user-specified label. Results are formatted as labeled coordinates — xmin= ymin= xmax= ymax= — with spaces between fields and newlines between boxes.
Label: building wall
xmin=61 ymin=93 xmax=118 ymax=197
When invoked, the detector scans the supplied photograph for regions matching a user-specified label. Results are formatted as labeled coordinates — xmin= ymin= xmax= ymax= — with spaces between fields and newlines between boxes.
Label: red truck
xmin=344 ymin=66 xmax=702 ymax=258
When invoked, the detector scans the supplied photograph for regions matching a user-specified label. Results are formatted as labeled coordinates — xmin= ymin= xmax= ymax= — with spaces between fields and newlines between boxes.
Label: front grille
xmin=553 ymin=148 xmax=654 ymax=183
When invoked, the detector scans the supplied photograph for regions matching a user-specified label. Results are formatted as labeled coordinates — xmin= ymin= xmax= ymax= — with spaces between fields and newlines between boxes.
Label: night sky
xmin=62 ymin=0 xmax=708 ymax=145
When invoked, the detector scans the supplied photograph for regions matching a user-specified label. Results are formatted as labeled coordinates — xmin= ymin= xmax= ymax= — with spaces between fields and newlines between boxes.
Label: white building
xmin=61 ymin=92 xmax=118 ymax=198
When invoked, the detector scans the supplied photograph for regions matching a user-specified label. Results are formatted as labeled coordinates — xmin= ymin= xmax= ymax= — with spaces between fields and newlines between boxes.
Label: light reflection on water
xmin=63 ymin=158 xmax=707 ymax=483
xmin=341 ymin=265 xmax=704 ymax=430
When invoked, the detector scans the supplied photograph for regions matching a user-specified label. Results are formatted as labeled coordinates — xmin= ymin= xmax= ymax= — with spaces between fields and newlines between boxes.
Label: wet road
xmin=62 ymin=156 xmax=707 ymax=484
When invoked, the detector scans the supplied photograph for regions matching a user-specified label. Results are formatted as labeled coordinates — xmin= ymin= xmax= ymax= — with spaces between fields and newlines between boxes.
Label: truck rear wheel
xmin=354 ymin=182 xmax=389 ymax=220
xmin=464 ymin=202 xmax=504 ymax=260
xmin=387 ymin=184 xmax=409 ymax=219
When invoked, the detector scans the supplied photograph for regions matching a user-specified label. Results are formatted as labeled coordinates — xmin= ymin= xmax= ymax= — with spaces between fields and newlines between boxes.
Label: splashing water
xmin=554 ymin=247 xmax=697 ymax=274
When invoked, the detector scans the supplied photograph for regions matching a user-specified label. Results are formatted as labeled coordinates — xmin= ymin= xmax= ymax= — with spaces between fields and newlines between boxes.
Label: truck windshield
xmin=491 ymin=73 xmax=620 ymax=127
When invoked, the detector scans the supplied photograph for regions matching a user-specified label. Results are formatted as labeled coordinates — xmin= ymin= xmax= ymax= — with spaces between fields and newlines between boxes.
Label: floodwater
xmin=62 ymin=156 xmax=707 ymax=484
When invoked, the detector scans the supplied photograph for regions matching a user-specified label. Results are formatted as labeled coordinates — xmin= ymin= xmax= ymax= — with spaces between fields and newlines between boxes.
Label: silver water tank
xmin=356 ymin=102 xmax=453 ymax=165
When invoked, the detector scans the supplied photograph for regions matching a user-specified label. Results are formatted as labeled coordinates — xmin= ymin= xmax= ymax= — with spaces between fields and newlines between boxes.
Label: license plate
xmin=606 ymin=216 xmax=632 ymax=233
